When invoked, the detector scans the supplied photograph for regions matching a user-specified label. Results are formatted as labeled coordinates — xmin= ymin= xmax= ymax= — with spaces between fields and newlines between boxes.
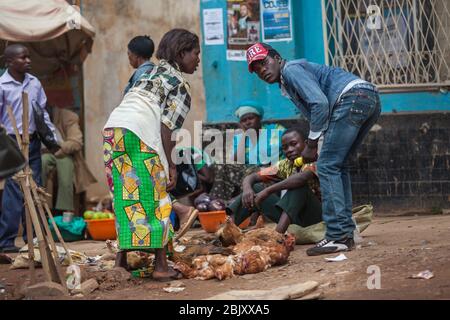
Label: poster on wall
xmin=261 ymin=0 xmax=292 ymax=42
xmin=203 ymin=8 xmax=225 ymax=45
xmin=227 ymin=0 xmax=261 ymax=61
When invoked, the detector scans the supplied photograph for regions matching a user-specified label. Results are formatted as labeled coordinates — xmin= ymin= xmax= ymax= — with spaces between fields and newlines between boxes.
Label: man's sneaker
xmin=306 ymin=237 xmax=354 ymax=256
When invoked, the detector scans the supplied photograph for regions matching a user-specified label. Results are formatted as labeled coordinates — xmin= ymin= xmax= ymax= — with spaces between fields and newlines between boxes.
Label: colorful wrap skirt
xmin=103 ymin=128 xmax=173 ymax=250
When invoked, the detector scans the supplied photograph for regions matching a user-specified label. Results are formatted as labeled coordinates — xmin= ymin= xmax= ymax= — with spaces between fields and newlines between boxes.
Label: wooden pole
xmin=19 ymin=179 xmax=55 ymax=281
xmin=21 ymin=92 xmax=57 ymax=283
xmin=39 ymin=188 xmax=74 ymax=265
xmin=29 ymin=179 xmax=68 ymax=291
xmin=8 ymin=98 xmax=68 ymax=290
xmin=7 ymin=105 xmax=35 ymax=284
xmin=6 ymin=106 xmax=22 ymax=147
xmin=21 ymin=93 xmax=29 ymax=159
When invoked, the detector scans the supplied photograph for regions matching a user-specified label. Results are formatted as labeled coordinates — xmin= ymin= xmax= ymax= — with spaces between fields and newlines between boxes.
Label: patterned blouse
xmin=129 ymin=59 xmax=191 ymax=130
xmin=258 ymin=159 xmax=322 ymax=201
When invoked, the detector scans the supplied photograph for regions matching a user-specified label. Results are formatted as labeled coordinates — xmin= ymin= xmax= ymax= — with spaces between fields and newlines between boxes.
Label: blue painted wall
xmin=200 ymin=0 xmax=450 ymax=123
xmin=380 ymin=91 xmax=450 ymax=113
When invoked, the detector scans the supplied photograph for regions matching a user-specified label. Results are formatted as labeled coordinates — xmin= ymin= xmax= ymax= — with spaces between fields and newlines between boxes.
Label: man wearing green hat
xmin=210 ymin=101 xmax=285 ymax=201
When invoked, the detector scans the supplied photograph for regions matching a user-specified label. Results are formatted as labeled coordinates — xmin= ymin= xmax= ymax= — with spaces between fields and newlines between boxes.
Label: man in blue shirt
xmin=246 ymin=43 xmax=381 ymax=256
xmin=123 ymin=35 xmax=155 ymax=95
xmin=0 ymin=44 xmax=57 ymax=253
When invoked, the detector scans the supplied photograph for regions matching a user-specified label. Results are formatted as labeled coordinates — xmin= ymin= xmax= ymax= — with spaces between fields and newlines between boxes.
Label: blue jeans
xmin=318 ymin=84 xmax=381 ymax=241
xmin=0 ymin=136 xmax=42 ymax=248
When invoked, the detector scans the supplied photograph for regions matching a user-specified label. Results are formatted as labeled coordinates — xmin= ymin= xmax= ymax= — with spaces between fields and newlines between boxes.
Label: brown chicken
xmin=211 ymin=255 xmax=235 ymax=280
xmin=192 ymin=256 xmax=216 ymax=280
xmin=234 ymin=249 xmax=270 ymax=274
xmin=255 ymin=214 xmax=265 ymax=228
xmin=243 ymin=227 xmax=285 ymax=243
xmin=173 ymin=219 xmax=296 ymax=280
xmin=174 ymin=261 xmax=198 ymax=279
xmin=233 ymin=229 xmax=296 ymax=268
xmin=216 ymin=216 xmax=243 ymax=247
xmin=283 ymin=233 xmax=296 ymax=253
xmin=177 ymin=233 xmax=218 ymax=245
xmin=126 ymin=251 xmax=154 ymax=270
xmin=172 ymin=242 xmax=234 ymax=266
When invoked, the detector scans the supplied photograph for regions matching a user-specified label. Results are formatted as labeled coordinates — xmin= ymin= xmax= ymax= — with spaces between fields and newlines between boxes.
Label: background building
xmin=4 ymin=0 xmax=445 ymax=212
xmin=81 ymin=0 xmax=206 ymax=198
xmin=199 ymin=0 xmax=450 ymax=211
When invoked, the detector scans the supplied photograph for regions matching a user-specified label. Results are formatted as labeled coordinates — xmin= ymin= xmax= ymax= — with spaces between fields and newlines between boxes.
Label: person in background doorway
xmin=41 ymin=105 xmax=97 ymax=215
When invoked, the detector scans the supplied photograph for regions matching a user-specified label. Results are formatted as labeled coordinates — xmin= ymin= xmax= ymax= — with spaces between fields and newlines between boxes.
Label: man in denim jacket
xmin=246 ymin=43 xmax=381 ymax=256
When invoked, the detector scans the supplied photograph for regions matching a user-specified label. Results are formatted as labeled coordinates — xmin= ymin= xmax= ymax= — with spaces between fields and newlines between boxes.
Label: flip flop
xmin=174 ymin=208 xmax=199 ymax=242
xmin=152 ymin=269 xmax=183 ymax=282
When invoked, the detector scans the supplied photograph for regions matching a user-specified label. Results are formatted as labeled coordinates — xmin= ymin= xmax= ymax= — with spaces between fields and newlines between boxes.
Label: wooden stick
xmin=7 ymin=105 xmax=35 ymax=283
xmin=24 ymin=204 xmax=37 ymax=284
xmin=6 ymin=106 xmax=22 ymax=148
xmin=40 ymin=190 xmax=74 ymax=265
xmin=21 ymin=92 xmax=38 ymax=283
xmin=9 ymin=93 xmax=66 ymax=288
xmin=18 ymin=178 xmax=55 ymax=282
xmin=21 ymin=92 xmax=59 ymax=283
xmin=29 ymin=178 xmax=68 ymax=291
xmin=21 ymin=92 xmax=29 ymax=161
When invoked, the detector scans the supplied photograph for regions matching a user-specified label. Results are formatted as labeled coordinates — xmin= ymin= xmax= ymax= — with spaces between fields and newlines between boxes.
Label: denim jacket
xmin=124 ymin=61 xmax=155 ymax=95
xmin=280 ymin=59 xmax=360 ymax=134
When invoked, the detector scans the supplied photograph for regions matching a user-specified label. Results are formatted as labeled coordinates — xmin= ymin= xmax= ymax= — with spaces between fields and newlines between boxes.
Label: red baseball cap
xmin=246 ymin=43 xmax=269 ymax=73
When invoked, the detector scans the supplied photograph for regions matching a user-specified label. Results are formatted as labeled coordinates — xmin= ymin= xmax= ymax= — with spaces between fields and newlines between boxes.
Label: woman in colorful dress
xmin=103 ymin=29 xmax=200 ymax=281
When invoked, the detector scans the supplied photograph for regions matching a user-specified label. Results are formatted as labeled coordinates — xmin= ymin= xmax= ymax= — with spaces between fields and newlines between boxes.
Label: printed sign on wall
xmin=203 ymin=8 xmax=225 ymax=45
xmin=227 ymin=0 xmax=261 ymax=61
xmin=261 ymin=0 xmax=292 ymax=42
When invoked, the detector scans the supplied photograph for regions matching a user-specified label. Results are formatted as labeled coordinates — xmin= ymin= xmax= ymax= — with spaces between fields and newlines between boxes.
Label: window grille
xmin=322 ymin=0 xmax=450 ymax=90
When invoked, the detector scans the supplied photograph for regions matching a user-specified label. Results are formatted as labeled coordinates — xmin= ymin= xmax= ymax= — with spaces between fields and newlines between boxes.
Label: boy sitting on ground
xmin=226 ymin=127 xmax=322 ymax=234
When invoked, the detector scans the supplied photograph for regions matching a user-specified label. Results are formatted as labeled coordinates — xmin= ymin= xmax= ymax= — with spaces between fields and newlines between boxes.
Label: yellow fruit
xmin=83 ymin=211 xmax=94 ymax=220
xmin=294 ymin=157 xmax=304 ymax=167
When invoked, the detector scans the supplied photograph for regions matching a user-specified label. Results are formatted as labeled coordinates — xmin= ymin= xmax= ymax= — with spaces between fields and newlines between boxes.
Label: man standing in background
xmin=0 ymin=44 xmax=56 ymax=253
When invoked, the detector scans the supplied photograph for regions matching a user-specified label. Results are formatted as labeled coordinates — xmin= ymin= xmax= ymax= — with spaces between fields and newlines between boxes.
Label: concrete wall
xmin=204 ymin=112 xmax=450 ymax=212
xmin=82 ymin=0 xmax=206 ymax=198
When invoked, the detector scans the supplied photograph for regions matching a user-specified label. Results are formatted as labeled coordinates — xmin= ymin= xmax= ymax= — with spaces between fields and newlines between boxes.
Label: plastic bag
xmin=288 ymin=204 xmax=374 ymax=245
xmin=32 ymin=101 xmax=60 ymax=152
xmin=11 ymin=244 xmax=88 ymax=269
xmin=48 ymin=216 xmax=86 ymax=242
xmin=66 ymin=264 xmax=81 ymax=291
xmin=0 ymin=126 xmax=26 ymax=179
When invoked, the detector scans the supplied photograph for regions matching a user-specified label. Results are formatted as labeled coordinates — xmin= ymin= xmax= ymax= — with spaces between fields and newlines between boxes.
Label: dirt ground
xmin=1 ymin=213 xmax=449 ymax=300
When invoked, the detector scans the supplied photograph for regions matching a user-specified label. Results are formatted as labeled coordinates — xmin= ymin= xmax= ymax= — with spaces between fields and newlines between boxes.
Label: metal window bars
xmin=322 ymin=0 xmax=450 ymax=91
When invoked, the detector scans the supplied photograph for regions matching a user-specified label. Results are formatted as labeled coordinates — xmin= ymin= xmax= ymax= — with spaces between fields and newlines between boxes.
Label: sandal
xmin=152 ymin=268 xmax=183 ymax=282
xmin=174 ymin=208 xmax=199 ymax=242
